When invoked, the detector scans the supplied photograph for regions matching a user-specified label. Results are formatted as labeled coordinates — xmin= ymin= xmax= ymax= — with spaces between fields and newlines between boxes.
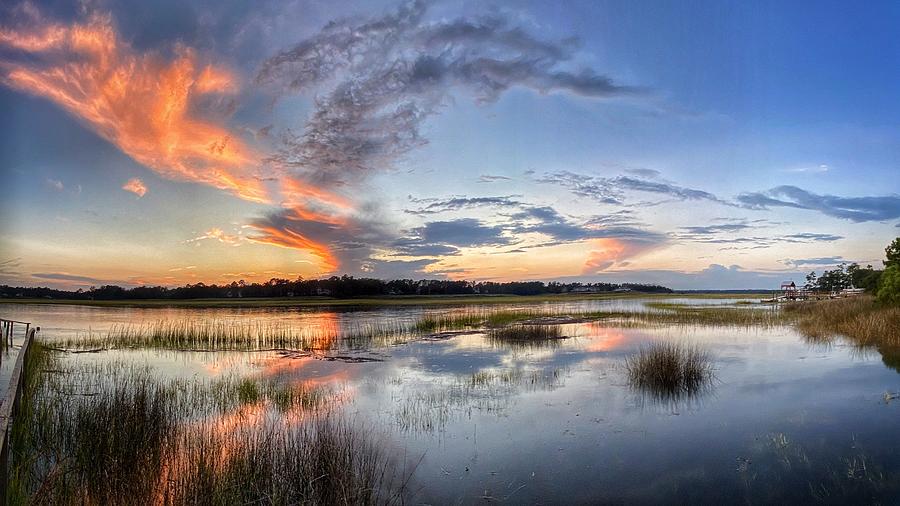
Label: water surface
xmin=2 ymin=298 xmax=898 ymax=504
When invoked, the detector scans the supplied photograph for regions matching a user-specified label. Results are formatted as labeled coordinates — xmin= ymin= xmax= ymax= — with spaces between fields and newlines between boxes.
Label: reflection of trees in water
xmin=804 ymin=332 xmax=900 ymax=375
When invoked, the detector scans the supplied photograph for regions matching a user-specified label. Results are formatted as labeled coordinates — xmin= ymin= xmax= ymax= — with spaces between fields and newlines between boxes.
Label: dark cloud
xmin=401 ymin=194 xmax=665 ymax=251
xmin=258 ymin=1 xmax=641 ymax=186
xmin=359 ymin=258 xmax=438 ymax=278
xmin=737 ymin=186 xmax=900 ymax=222
xmin=671 ymin=217 xmax=843 ymax=249
xmin=414 ymin=218 xmax=513 ymax=248
xmin=390 ymin=238 xmax=460 ymax=257
xmin=783 ymin=232 xmax=843 ymax=242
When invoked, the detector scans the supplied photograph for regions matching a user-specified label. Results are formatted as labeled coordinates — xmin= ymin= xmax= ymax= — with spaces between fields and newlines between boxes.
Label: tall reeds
xmin=624 ymin=342 xmax=715 ymax=400
xmin=7 ymin=352 xmax=402 ymax=504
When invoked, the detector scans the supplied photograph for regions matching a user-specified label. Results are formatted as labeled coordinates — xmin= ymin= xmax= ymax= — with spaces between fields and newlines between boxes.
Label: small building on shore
xmin=781 ymin=281 xmax=798 ymax=299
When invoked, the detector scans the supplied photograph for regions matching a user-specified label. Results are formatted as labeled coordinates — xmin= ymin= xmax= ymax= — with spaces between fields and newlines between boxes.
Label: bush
xmin=877 ymin=265 xmax=900 ymax=306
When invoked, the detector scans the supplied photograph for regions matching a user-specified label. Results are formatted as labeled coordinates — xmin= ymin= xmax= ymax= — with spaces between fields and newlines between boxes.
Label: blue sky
xmin=1 ymin=0 xmax=898 ymax=289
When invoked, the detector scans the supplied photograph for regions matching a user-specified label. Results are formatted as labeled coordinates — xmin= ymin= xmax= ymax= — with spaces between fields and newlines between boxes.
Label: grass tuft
xmin=625 ymin=342 xmax=715 ymax=400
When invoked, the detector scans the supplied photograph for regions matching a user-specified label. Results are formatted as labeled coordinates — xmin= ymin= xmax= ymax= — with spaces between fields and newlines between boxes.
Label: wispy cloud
xmin=538 ymin=171 xmax=722 ymax=206
xmin=478 ymin=174 xmax=512 ymax=183
xmin=187 ymin=228 xmax=242 ymax=245
xmin=0 ymin=258 xmax=22 ymax=276
xmin=45 ymin=177 xmax=63 ymax=191
xmin=737 ymin=186 xmax=900 ymax=222
xmin=122 ymin=178 xmax=147 ymax=197
xmin=784 ymin=164 xmax=829 ymax=173
xmin=258 ymin=0 xmax=641 ymax=188
xmin=781 ymin=256 xmax=845 ymax=268
xmin=405 ymin=195 xmax=522 ymax=215
xmin=31 ymin=272 xmax=104 ymax=284
xmin=245 ymin=1 xmax=644 ymax=273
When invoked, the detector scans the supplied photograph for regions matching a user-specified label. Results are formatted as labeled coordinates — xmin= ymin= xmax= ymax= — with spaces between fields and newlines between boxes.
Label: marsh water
xmin=3 ymin=297 xmax=900 ymax=504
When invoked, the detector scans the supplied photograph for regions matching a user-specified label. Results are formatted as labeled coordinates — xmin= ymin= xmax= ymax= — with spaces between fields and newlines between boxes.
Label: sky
xmin=0 ymin=0 xmax=898 ymax=290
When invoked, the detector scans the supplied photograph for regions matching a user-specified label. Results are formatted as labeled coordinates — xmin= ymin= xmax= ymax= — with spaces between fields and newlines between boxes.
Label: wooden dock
xmin=0 ymin=320 xmax=36 ymax=500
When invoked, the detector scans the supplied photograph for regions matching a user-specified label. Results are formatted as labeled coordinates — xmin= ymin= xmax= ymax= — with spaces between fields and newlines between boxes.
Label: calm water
xmin=2 ymin=299 xmax=899 ymax=504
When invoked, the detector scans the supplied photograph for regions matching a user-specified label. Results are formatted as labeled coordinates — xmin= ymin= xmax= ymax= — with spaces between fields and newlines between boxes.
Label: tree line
xmin=0 ymin=277 xmax=673 ymax=300
xmin=802 ymin=237 xmax=900 ymax=305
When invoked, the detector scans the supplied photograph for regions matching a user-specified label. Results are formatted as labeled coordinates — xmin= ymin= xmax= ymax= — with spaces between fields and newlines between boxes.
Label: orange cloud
xmin=280 ymin=177 xmax=352 ymax=226
xmin=583 ymin=238 xmax=651 ymax=274
xmin=122 ymin=177 xmax=147 ymax=197
xmin=0 ymin=13 xmax=267 ymax=204
xmin=188 ymin=227 xmax=242 ymax=245
xmin=245 ymin=223 xmax=338 ymax=273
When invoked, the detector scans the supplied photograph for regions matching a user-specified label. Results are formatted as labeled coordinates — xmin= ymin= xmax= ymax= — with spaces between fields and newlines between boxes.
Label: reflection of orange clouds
xmin=258 ymin=356 xmax=353 ymax=387
xmin=582 ymin=324 xmax=629 ymax=352
xmin=0 ymin=13 xmax=267 ymax=203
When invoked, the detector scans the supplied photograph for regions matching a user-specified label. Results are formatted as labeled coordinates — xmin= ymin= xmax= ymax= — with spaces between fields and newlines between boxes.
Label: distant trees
xmin=0 ymin=276 xmax=673 ymax=300
xmin=802 ymin=263 xmax=882 ymax=293
xmin=804 ymin=271 xmax=818 ymax=291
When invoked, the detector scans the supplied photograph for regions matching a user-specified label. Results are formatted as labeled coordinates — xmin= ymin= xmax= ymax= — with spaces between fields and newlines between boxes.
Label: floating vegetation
xmin=393 ymin=367 xmax=565 ymax=433
xmin=624 ymin=342 xmax=715 ymax=401
xmin=6 ymin=349 xmax=403 ymax=504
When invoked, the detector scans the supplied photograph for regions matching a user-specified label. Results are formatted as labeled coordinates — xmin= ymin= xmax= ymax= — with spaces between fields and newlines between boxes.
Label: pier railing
xmin=0 ymin=322 xmax=36 ymax=500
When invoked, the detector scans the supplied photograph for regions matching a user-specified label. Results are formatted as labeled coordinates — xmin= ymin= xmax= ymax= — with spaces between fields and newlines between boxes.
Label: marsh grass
xmin=627 ymin=303 xmax=784 ymax=327
xmin=625 ymin=342 xmax=715 ymax=400
xmin=56 ymin=319 xmax=418 ymax=352
xmin=7 ymin=351 xmax=399 ymax=505
xmin=51 ymin=300 xmax=790 ymax=354
xmin=784 ymin=296 xmax=900 ymax=347
xmin=413 ymin=308 xmax=553 ymax=333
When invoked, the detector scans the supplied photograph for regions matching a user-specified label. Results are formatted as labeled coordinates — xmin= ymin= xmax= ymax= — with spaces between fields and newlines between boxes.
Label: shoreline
xmin=0 ymin=291 xmax=764 ymax=309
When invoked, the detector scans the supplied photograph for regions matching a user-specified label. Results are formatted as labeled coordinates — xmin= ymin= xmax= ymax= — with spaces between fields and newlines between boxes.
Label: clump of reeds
xmin=624 ymin=342 xmax=715 ymax=400
xmin=487 ymin=324 xmax=564 ymax=342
